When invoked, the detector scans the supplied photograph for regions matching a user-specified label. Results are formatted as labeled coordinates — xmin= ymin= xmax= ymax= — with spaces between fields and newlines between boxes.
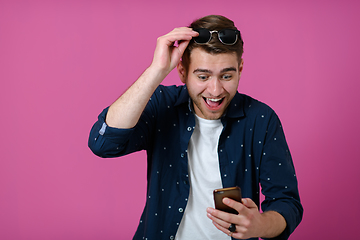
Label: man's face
xmin=178 ymin=48 xmax=243 ymax=120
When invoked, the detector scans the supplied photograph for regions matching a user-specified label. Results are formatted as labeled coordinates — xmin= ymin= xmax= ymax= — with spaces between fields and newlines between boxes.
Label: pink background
xmin=1 ymin=0 xmax=359 ymax=239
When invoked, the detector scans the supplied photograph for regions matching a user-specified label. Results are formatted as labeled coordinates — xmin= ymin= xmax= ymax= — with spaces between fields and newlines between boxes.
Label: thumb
xmin=176 ymin=40 xmax=190 ymax=56
xmin=169 ymin=40 xmax=190 ymax=70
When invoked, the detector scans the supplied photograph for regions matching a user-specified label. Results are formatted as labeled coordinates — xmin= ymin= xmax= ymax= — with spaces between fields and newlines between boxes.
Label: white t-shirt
xmin=175 ymin=114 xmax=231 ymax=240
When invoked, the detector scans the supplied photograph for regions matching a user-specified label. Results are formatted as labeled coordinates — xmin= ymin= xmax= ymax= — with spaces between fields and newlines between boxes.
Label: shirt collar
xmin=224 ymin=92 xmax=245 ymax=118
xmin=174 ymin=85 xmax=245 ymax=119
xmin=174 ymin=85 xmax=190 ymax=107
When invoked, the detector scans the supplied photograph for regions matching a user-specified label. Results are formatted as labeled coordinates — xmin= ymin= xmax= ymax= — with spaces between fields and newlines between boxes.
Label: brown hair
xmin=181 ymin=15 xmax=244 ymax=72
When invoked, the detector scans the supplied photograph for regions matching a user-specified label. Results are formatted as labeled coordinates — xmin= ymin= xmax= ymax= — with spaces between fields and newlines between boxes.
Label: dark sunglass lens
xmin=194 ymin=28 xmax=211 ymax=43
xmin=219 ymin=29 xmax=237 ymax=44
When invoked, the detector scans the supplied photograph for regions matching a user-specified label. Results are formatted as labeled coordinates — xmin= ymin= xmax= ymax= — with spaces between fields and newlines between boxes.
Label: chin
xmin=192 ymin=97 xmax=226 ymax=120
xmin=202 ymin=111 xmax=224 ymax=120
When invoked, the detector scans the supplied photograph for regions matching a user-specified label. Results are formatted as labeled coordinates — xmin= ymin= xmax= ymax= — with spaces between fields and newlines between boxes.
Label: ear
xmin=238 ymin=58 xmax=244 ymax=78
xmin=177 ymin=61 xmax=187 ymax=83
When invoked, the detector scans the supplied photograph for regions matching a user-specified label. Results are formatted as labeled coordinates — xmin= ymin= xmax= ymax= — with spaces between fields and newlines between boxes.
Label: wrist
xmin=259 ymin=211 xmax=286 ymax=238
xmin=146 ymin=64 xmax=170 ymax=83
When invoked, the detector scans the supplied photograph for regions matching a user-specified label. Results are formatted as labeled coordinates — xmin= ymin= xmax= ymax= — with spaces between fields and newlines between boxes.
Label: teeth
xmin=207 ymin=98 xmax=222 ymax=102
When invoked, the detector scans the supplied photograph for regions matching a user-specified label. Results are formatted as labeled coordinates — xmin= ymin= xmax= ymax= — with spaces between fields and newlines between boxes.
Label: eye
xmin=198 ymin=75 xmax=209 ymax=81
xmin=222 ymin=74 xmax=233 ymax=80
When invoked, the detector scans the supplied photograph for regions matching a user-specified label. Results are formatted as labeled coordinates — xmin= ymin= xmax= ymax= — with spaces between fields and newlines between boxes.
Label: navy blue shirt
xmin=88 ymin=85 xmax=303 ymax=240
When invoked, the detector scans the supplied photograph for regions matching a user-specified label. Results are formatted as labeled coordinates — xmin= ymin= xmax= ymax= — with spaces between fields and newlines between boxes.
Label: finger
xmin=151 ymin=27 xmax=198 ymax=72
xmin=176 ymin=40 xmax=190 ymax=55
xmin=212 ymin=218 xmax=248 ymax=239
xmin=223 ymin=197 xmax=245 ymax=214
xmin=212 ymin=220 xmax=236 ymax=235
xmin=241 ymin=198 xmax=258 ymax=209
xmin=207 ymin=207 xmax=241 ymax=230
xmin=208 ymin=211 xmax=238 ymax=237
xmin=161 ymin=27 xmax=198 ymax=45
xmin=169 ymin=27 xmax=198 ymax=35
xmin=156 ymin=27 xmax=197 ymax=56
xmin=207 ymin=210 xmax=234 ymax=230
xmin=213 ymin=218 xmax=250 ymax=240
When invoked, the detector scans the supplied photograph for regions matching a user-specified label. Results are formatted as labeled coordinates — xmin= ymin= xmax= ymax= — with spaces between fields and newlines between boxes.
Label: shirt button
xmin=170 ymin=236 xmax=174 ymax=240
xmin=181 ymin=153 xmax=185 ymax=158
xmin=179 ymin=208 xmax=183 ymax=213
xmin=187 ymin=127 xmax=192 ymax=131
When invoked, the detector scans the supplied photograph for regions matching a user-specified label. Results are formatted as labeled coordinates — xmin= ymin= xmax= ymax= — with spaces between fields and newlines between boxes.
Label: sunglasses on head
xmin=193 ymin=28 xmax=242 ymax=45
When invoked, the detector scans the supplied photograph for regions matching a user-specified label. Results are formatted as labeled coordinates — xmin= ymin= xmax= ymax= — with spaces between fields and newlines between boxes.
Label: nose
xmin=207 ymin=78 xmax=223 ymax=96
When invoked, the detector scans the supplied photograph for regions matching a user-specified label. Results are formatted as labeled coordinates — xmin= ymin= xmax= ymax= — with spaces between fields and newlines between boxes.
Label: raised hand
xmin=150 ymin=27 xmax=198 ymax=77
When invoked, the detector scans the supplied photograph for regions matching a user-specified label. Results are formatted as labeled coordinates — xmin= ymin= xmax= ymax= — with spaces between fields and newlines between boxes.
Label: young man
xmin=89 ymin=15 xmax=303 ymax=240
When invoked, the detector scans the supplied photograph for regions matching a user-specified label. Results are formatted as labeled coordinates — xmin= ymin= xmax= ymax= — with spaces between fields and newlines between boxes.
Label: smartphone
xmin=213 ymin=186 xmax=242 ymax=214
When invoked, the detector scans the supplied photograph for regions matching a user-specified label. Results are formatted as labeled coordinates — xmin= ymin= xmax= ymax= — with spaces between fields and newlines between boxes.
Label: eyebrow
xmin=220 ymin=67 xmax=237 ymax=73
xmin=193 ymin=69 xmax=212 ymax=74
xmin=193 ymin=67 xmax=237 ymax=74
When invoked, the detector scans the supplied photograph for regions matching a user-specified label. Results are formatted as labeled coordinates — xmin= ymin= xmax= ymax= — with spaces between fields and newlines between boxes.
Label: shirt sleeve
xmin=259 ymin=111 xmax=303 ymax=240
xmin=88 ymin=107 xmax=137 ymax=158
xmin=88 ymin=85 xmax=164 ymax=158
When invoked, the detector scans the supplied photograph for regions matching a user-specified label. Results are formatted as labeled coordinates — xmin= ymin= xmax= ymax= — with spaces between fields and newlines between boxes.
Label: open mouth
xmin=203 ymin=97 xmax=224 ymax=109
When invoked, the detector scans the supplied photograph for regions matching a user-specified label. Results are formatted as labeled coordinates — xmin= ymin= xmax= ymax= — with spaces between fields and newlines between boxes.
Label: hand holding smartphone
xmin=213 ymin=186 xmax=242 ymax=214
